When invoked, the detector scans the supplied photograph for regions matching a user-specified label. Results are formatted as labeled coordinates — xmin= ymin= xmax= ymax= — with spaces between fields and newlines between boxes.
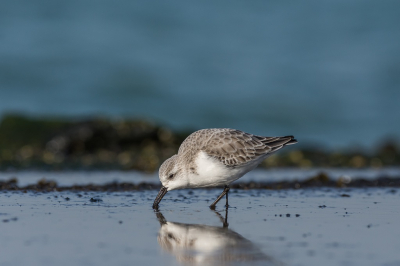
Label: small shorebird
xmin=153 ymin=128 xmax=297 ymax=209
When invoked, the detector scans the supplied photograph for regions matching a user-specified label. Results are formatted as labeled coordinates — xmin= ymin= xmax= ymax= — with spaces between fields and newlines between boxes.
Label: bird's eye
xmin=168 ymin=173 xmax=174 ymax=179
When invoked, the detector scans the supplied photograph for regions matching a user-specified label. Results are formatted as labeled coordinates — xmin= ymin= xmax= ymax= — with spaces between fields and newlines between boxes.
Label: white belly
xmin=187 ymin=151 xmax=262 ymax=188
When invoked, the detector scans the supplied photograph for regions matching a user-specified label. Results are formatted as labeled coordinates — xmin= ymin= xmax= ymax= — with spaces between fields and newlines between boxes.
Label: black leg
xmin=225 ymin=186 xmax=230 ymax=207
xmin=210 ymin=185 xmax=230 ymax=210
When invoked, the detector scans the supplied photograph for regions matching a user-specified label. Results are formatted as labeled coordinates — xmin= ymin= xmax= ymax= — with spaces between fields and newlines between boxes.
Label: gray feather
xmin=178 ymin=129 xmax=297 ymax=167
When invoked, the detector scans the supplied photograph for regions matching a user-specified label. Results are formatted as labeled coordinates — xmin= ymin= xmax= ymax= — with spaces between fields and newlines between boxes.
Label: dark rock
xmin=90 ymin=198 xmax=102 ymax=203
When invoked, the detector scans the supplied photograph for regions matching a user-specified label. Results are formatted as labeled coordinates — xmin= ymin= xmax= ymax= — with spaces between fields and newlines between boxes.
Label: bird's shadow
xmin=155 ymin=209 xmax=280 ymax=265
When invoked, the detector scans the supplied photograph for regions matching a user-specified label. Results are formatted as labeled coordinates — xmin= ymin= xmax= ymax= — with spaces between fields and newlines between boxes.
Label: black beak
xmin=153 ymin=186 xmax=168 ymax=209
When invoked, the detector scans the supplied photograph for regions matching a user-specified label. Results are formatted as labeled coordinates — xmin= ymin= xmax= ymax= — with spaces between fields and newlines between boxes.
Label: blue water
xmin=0 ymin=1 xmax=399 ymax=148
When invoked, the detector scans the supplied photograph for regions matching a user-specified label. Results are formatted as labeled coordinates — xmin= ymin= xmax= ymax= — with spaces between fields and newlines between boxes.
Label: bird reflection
xmin=156 ymin=209 xmax=279 ymax=266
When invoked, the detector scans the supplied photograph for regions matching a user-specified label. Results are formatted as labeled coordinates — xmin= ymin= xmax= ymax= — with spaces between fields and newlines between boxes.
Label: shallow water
xmin=1 ymin=167 xmax=400 ymax=186
xmin=1 ymin=188 xmax=399 ymax=266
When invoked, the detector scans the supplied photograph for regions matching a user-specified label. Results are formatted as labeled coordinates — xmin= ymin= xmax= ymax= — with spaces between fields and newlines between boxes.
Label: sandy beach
xmin=1 ymin=170 xmax=400 ymax=266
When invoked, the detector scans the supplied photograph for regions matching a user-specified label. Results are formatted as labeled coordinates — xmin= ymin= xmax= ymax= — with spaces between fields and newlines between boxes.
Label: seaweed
xmin=0 ymin=114 xmax=399 ymax=171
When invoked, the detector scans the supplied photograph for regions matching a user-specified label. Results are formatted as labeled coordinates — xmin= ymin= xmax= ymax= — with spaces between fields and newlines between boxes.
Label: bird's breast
xmin=187 ymin=151 xmax=252 ymax=188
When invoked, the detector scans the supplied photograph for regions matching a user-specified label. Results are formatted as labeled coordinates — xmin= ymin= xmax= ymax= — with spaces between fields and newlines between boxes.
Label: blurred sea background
xmin=2 ymin=3 xmax=400 ymax=266
xmin=0 ymin=0 xmax=400 ymax=171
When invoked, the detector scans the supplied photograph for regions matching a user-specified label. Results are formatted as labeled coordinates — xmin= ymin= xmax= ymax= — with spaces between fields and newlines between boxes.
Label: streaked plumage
xmin=153 ymin=128 xmax=297 ymax=209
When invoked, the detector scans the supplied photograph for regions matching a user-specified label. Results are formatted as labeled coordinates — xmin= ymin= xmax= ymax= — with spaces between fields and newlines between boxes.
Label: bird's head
xmin=153 ymin=155 xmax=187 ymax=209
xmin=158 ymin=154 xmax=187 ymax=191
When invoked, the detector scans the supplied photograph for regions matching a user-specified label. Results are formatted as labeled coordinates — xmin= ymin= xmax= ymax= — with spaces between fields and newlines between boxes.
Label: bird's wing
xmin=202 ymin=129 xmax=296 ymax=167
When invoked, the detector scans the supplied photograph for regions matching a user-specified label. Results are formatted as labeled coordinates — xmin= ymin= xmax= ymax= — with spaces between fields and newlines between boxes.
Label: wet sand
xmin=1 ymin=185 xmax=399 ymax=266
xmin=1 ymin=168 xmax=400 ymax=191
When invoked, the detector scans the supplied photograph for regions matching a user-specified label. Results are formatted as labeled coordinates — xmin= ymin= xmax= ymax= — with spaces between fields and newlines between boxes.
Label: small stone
xmin=90 ymin=198 xmax=102 ymax=203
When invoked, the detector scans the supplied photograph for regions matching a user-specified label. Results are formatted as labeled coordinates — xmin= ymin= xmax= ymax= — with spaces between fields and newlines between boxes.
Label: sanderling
xmin=153 ymin=128 xmax=297 ymax=209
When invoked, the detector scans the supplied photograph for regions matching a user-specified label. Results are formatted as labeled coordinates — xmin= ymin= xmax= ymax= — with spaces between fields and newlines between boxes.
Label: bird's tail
xmin=283 ymin=135 xmax=297 ymax=145
xmin=260 ymin=135 xmax=297 ymax=152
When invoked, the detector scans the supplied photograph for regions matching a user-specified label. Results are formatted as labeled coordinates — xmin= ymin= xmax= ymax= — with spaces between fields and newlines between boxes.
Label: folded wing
xmin=203 ymin=129 xmax=297 ymax=167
